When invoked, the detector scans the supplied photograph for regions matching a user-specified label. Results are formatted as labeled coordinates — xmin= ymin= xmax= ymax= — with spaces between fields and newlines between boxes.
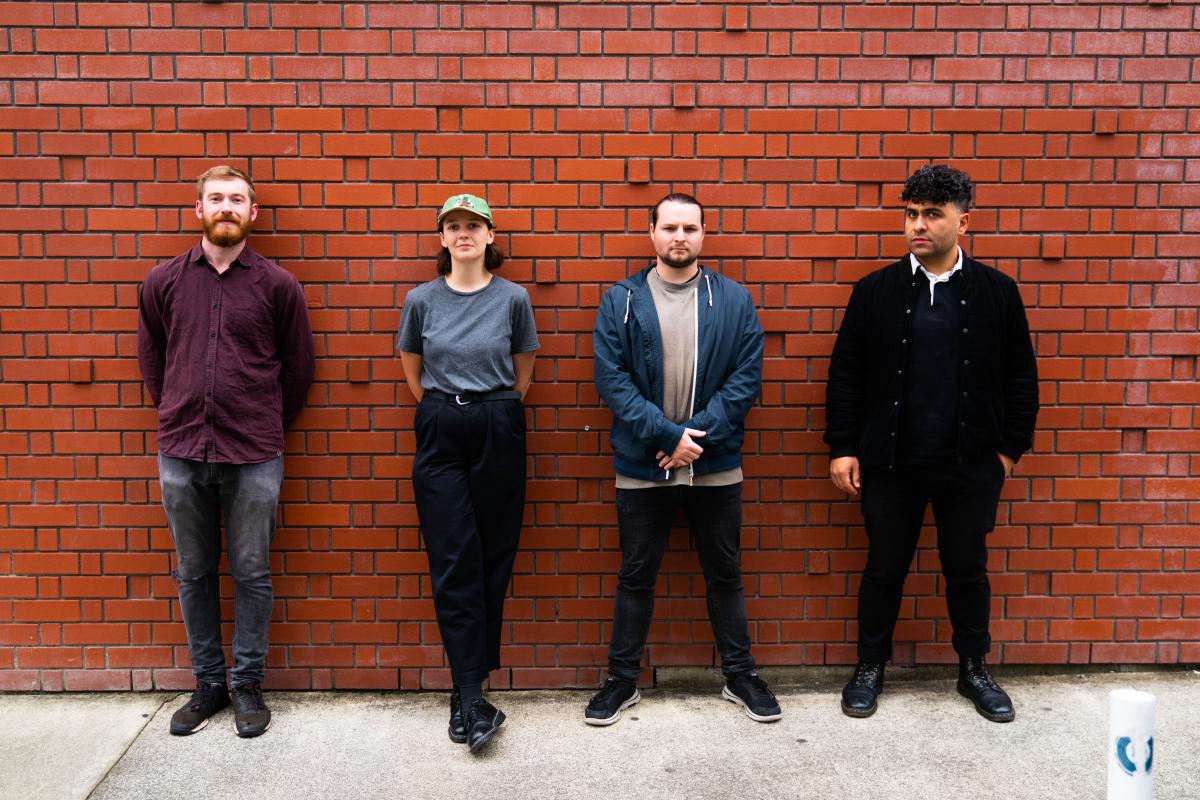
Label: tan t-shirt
xmin=616 ymin=268 xmax=742 ymax=489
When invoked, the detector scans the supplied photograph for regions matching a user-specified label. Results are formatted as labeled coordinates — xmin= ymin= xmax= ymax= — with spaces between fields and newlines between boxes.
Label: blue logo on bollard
xmin=1115 ymin=736 xmax=1154 ymax=776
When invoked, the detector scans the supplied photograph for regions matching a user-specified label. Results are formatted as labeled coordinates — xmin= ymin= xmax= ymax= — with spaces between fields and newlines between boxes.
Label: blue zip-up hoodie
xmin=593 ymin=263 xmax=765 ymax=481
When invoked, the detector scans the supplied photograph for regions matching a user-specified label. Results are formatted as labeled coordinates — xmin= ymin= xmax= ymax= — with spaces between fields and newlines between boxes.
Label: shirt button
xmin=210 ymin=332 xmax=216 ymax=338
xmin=897 ymin=369 xmax=903 ymax=375
xmin=894 ymin=400 xmax=900 ymax=406
xmin=962 ymin=391 xmax=969 ymax=398
xmin=963 ymin=359 xmax=970 ymax=365
xmin=960 ymin=299 xmax=966 ymax=305
xmin=962 ymin=327 xmax=969 ymax=334
xmin=905 ymin=308 xmax=912 ymax=314
xmin=902 ymin=338 xmax=908 ymax=345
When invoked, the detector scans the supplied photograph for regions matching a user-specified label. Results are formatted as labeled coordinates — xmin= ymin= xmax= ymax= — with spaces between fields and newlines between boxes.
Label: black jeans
xmin=856 ymin=456 xmax=1007 ymax=663
xmin=607 ymin=483 xmax=756 ymax=682
xmin=158 ymin=454 xmax=284 ymax=686
xmin=412 ymin=394 xmax=527 ymax=686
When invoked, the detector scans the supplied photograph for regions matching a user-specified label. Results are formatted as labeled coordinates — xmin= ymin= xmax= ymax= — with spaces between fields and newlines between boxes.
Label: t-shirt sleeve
xmin=511 ymin=288 xmax=539 ymax=353
xmin=396 ymin=293 xmax=424 ymax=354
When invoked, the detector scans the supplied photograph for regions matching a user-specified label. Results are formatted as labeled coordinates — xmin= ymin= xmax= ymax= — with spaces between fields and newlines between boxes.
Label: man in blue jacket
xmin=825 ymin=165 xmax=1038 ymax=723
xmin=585 ymin=193 xmax=781 ymax=726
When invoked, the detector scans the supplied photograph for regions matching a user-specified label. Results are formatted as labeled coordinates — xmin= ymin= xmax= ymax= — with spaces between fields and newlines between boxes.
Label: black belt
xmin=423 ymin=390 xmax=520 ymax=405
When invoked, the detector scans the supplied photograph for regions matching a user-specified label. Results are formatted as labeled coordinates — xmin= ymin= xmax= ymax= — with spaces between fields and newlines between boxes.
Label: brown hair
xmin=651 ymin=192 xmax=704 ymax=228
xmin=196 ymin=165 xmax=255 ymax=204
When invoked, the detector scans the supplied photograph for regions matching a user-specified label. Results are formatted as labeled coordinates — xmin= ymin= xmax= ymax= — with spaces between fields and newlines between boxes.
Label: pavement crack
xmin=83 ymin=694 xmax=175 ymax=800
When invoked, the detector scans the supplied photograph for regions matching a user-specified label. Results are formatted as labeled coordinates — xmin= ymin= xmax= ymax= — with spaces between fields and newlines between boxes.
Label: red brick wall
xmin=2 ymin=1 xmax=1198 ymax=691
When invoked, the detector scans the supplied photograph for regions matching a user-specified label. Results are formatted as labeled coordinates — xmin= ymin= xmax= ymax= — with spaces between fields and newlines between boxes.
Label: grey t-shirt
xmin=396 ymin=275 xmax=539 ymax=394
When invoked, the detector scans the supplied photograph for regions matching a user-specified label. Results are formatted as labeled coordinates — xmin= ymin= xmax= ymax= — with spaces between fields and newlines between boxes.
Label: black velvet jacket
xmin=824 ymin=255 xmax=1039 ymax=469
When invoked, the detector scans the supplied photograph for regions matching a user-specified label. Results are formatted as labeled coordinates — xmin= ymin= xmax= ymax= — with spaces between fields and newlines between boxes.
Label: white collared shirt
xmin=910 ymin=248 xmax=963 ymax=306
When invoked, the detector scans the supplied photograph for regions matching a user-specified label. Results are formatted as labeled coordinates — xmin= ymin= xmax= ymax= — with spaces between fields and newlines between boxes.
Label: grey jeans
xmin=158 ymin=454 xmax=283 ymax=686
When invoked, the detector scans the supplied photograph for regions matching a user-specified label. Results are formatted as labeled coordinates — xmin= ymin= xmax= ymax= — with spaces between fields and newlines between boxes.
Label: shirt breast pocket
xmin=222 ymin=297 xmax=274 ymax=353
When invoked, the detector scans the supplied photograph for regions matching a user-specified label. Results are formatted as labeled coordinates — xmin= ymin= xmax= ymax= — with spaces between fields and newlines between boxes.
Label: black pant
xmin=856 ymin=457 xmax=1006 ymax=663
xmin=607 ymin=483 xmax=756 ymax=682
xmin=412 ymin=394 xmax=527 ymax=686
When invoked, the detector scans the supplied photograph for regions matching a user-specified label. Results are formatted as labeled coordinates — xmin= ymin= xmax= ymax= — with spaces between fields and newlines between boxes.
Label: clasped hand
xmin=655 ymin=428 xmax=706 ymax=470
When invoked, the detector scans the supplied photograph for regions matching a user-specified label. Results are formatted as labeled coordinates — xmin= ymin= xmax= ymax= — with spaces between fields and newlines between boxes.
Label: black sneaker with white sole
xmin=722 ymin=671 xmax=782 ymax=722
xmin=169 ymin=681 xmax=230 ymax=735
xmin=584 ymin=677 xmax=640 ymax=726
xmin=231 ymin=682 xmax=271 ymax=738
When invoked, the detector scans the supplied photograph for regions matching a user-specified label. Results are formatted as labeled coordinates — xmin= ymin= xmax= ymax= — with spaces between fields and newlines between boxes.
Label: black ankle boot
xmin=957 ymin=656 xmax=1015 ymax=723
xmin=466 ymin=697 xmax=505 ymax=754
xmin=841 ymin=661 xmax=884 ymax=718
xmin=448 ymin=686 xmax=467 ymax=743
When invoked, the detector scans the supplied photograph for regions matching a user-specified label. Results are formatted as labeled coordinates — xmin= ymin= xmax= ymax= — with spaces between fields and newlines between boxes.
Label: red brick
xmin=0 ymin=1 xmax=1193 ymax=688
xmin=35 ymin=29 xmax=108 ymax=52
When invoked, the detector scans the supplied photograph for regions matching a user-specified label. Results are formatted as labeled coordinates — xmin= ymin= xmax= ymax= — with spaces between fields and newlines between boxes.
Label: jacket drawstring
xmin=623 ymin=289 xmax=632 ymax=324
xmin=704 ymin=273 xmax=712 ymax=306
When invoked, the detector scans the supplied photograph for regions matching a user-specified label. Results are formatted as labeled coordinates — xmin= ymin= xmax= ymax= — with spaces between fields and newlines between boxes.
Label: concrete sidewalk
xmin=2 ymin=670 xmax=1197 ymax=800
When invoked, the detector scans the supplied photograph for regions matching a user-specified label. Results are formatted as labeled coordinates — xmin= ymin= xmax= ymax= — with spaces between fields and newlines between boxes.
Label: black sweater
xmin=824 ymin=256 xmax=1039 ymax=470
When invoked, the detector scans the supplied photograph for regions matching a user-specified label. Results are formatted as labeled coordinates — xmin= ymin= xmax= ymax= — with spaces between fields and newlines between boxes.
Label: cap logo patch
xmin=456 ymin=196 xmax=473 ymax=209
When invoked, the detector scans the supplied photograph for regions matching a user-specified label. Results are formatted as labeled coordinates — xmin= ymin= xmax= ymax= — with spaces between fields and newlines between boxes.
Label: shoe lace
xmin=851 ymin=663 xmax=882 ymax=687
xmin=234 ymin=683 xmax=267 ymax=712
xmin=734 ymin=672 xmax=776 ymax=702
xmin=592 ymin=678 xmax=631 ymax=706
xmin=187 ymin=682 xmax=222 ymax=711
xmin=964 ymin=659 xmax=1000 ymax=690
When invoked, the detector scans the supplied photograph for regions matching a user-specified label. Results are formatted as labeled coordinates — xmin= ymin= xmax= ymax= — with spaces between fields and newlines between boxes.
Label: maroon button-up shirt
xmin=137 ymin=242 xmax=315 ymax=464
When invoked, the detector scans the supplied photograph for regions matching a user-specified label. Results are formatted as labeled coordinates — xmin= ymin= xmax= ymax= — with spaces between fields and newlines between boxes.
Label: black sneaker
xmin=722 ymin=671 xmax=782 ymax=722
xmin=584 ymin=677 xmax=640 ymax=726
xmin=231 ymin=682 xmax=272 ymax=738
xmin=169 ymin=681 xmax=230 ymax=735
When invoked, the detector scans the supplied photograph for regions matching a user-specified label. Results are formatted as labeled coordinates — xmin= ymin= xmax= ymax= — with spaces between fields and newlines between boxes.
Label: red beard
xmin=202 ymin=213 xmax=252 ymax=247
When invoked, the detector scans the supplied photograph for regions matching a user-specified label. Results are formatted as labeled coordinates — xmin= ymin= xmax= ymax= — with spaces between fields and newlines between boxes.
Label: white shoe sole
xmin=584 ymin=689 xmax=641 ymax=726
xmin=722 ymin=686 xmax=782 ymax=722
xmin=169 ymin=715 xmax=209 ymax=736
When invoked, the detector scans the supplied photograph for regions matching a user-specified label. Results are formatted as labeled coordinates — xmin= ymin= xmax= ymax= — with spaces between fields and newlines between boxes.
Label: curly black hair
xmin=900 ymin=164 xmax=974 ymax=212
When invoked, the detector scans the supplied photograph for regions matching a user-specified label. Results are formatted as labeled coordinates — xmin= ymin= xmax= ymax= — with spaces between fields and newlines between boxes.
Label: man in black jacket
xmin=824 ymin=165 xmax=1038 ymax=723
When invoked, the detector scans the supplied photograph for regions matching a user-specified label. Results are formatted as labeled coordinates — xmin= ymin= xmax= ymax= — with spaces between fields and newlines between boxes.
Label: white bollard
xmin=1108 ymin=688 xmax=1156 ymax=800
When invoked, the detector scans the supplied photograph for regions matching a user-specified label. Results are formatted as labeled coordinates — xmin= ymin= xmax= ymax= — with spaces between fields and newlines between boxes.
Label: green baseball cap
xmin=437 ymin=193 xmax=493 ymax=226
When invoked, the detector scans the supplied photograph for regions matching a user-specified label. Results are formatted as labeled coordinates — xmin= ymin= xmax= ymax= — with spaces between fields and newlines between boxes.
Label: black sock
xmin=458 ymin=682 xmax=483 ymax=706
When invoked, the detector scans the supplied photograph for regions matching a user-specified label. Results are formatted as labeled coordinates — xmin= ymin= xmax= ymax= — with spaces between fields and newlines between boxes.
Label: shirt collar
xmin=910 ymin=247 xmax=962 ymax=280
xmin=190 ymin=240 xmax=255 ymax=270
xmin=907 ymin=248 xmax=964 ymax=280
xmin=910 ymin=248 xmax=963 ymax=305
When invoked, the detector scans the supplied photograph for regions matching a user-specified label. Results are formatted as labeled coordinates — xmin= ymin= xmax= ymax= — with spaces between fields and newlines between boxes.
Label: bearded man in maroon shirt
xmin=138 ymin=166 xmax=314 ymax=738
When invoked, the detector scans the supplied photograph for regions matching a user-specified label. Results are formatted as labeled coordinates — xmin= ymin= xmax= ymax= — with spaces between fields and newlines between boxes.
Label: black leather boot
xmin=466 ymin=697 xmax=505 ymax=753
xmin=448 ymin=686 xmax=467 ymax=743
xmin=840 ymin=661 xmax=884 ymax=718
xmin=957 ymin=656 xmax=1015 ymax=722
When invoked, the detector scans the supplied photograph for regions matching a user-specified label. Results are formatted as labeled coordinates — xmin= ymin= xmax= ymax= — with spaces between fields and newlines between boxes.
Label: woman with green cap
xmin=396 ymin=194 xmax=539 ymax=753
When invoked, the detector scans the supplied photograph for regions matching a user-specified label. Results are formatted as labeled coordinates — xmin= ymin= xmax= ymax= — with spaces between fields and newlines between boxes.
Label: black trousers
xmin=856 ymin=457 xmax=1006 ymax=663
xmin=606 ymin=483 xmax=756 ymax=682
xmin=412 ymin=394 xmax=526 ymax=686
